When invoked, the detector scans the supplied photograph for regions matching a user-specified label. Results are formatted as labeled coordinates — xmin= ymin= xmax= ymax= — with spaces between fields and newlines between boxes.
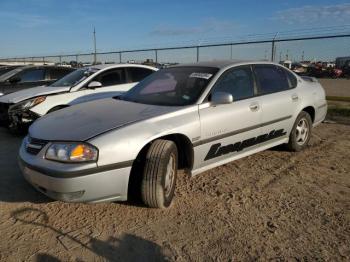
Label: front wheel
xmin=141 ymin=139 xmax=178 ymax=208
xmin=287 ymin=111 xmax=312 ymax=152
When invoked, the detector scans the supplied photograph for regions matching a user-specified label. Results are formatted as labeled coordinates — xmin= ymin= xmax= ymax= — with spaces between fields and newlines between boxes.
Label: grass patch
xmin=328 ymin=107 xmax=350 ymax=117
xmin=326 ymin=96 xmax=350 ymax=102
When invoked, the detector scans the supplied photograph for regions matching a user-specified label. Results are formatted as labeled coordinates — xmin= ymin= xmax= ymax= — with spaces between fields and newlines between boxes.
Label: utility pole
xmin=301 ymin=50 xmax=305 ymax=62
xmin=271 ymin=32 xmax=278 ymax=62
xmin=93 ymin=27 xmax=97 ymax=64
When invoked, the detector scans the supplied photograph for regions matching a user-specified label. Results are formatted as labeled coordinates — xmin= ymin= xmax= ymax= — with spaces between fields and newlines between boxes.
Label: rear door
xmin=253 ymin=64 xmax=299 ymax=139
xmin=194 ymin=65 xmax=262 ymax=170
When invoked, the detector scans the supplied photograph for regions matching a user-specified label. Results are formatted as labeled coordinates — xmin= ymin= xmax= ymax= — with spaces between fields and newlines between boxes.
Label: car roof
xmin=171 ymin=60 xmax=277 ymax=69
xmin=12 ymin=65 xmax=74 ymax=70
xmin=87 ymin=63 xmax=156 ymax=70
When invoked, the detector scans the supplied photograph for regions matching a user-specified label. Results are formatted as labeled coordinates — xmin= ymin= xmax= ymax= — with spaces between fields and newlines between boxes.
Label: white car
xmin=0 ymin=64 xmax=157 ymax=130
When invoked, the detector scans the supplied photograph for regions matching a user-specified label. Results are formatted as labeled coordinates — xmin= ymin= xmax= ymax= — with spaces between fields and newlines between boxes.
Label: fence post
xmin=155 ymin=49 xmax=158 ymax=63
xmin=271 ymin=32 xmax=278 ymax=62
xmin=119 ymin=52 xmax=122 ymax=63
xmin=59 ymin=56 xmax=62 ymax=64
xmin=75 ymin=55 xmax=78 ymax=63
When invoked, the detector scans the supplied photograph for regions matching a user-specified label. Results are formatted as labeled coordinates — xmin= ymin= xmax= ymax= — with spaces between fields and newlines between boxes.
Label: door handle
xmin=291 ymin=94 xmax=299 ymax=101
xmin=249 ymin=103 xmax=260 ymax=112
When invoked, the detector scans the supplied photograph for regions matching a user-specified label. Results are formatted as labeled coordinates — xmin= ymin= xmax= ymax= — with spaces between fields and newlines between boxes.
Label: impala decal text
xmin=204 ymin=129 xmax=286 ymax=161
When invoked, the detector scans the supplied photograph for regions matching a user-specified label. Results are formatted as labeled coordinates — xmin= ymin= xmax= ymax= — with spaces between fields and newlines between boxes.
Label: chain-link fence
xmin=0 ymin=34 xmax=349 ymax=65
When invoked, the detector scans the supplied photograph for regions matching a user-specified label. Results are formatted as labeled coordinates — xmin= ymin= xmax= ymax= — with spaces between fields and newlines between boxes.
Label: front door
xmin=193 ymin=65 xmax=262 ymax=171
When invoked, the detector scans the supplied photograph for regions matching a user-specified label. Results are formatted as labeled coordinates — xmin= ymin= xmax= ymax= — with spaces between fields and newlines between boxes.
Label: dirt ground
xmin=319 ymin=78 xmax=350 ymax=98
xmin=0 ymin=122 xmax=349 ymax=261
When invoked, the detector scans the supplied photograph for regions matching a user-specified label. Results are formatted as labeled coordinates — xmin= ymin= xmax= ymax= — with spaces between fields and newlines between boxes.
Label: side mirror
xmin=9 ymin=76 xmax=21 ymax=84
xmin=87 ymin=81 xmax=102 ymax=89
xmin=211 ymin=92 xmax=233 ymax=105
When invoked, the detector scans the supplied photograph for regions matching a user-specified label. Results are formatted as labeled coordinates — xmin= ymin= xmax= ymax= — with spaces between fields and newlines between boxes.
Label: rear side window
xmin=127 ymin=67 xmax=154 ymax=82
xmin=49 ymin=68 xmax=73 ymax=80
xmin=285 ymin=69 xmax=298 ymax=88
xmin=17 ymin=69 xmax=45 ymax=82
xmin=254 ymin=65 xmax=290 ymax=95
xmin=211 ymin=66 xmax=254 ymax=101
xmin=97 ymin=68 xmax=126 ymax=86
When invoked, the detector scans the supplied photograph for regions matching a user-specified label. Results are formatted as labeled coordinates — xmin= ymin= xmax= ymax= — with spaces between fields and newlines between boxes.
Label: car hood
xmin=29 ymin=98 xmax=181 ymax=141
xmin=0 ymin=85 xmax=70 ymax=104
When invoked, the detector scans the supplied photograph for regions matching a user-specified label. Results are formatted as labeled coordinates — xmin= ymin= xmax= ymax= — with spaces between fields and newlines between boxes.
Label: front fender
xmin=88 ymin=106 xmax=200 ymax=167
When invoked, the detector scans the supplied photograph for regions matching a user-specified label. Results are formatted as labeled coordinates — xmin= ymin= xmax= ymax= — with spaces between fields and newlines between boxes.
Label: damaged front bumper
xmin=8 ymin=109 xmax=40 ymax=130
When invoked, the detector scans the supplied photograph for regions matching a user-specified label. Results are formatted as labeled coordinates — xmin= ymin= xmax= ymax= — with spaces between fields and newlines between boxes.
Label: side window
xmin=17 ymin=69 xmax=45 ymax=82
xmin=254 ymin=65 xmax=290 ymax=95
xmin=97 ymin=68 xmax=126 ymax=86
xmin=50 ymin=68 xmax=72 ymax=80
xmin=211 ymin=66 xmax=254 ymax=101
xmin=127 ymin=67 xmax=154 ymax=82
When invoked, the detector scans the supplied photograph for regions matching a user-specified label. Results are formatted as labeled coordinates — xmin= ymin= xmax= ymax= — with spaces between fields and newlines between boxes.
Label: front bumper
xmin=19 ymin=140 xmax=132 ymax=203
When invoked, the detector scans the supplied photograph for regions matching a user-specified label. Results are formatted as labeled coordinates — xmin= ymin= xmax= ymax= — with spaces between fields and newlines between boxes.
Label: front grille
xmin=26 ymin=137 xmax=48 ymax=155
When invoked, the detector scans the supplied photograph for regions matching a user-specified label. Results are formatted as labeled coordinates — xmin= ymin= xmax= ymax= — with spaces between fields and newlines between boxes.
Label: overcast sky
xmin=0 ymin=0 xmax=349 ymax=61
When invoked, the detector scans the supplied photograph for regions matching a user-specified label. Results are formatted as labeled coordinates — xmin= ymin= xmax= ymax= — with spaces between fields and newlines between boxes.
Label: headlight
xmin=45 ymin=142 xmax=98 ymax=163
xmin=10 ymin=96 xmax=46 ymax=111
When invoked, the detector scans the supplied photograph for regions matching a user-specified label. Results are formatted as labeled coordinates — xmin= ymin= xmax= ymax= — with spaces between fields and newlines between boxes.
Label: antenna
xmin=93 ymin=27 xmax=97 ymax=64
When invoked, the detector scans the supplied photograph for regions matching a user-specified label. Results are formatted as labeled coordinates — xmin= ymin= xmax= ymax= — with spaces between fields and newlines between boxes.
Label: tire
xmin=47 ymin=105 xmax=68 ymax=114
xmin=141 ymin=139 xmax=178 ymax=208
xmin=287 ymin=111 xmax=312 ymax=152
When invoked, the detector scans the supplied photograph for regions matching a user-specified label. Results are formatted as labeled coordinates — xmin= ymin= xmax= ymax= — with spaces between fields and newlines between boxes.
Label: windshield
xmin=50 ymin=67 xmax=99 ymax=87
xmin=121 ymin=66 xmax=218 ymax=106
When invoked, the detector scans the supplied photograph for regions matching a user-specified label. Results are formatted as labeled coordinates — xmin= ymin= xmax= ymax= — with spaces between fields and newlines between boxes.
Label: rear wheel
xmin=287 ymin=111 xmax=312 ymax=151
xmin=141 ymin=139 xmax=178 ymax=208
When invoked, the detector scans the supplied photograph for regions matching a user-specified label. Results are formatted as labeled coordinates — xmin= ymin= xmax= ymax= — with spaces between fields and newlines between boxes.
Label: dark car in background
xmin=0 ymin=65 xmax=23 ymax=77
xmin=0 ymin=66 xmax=74 ymax=95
